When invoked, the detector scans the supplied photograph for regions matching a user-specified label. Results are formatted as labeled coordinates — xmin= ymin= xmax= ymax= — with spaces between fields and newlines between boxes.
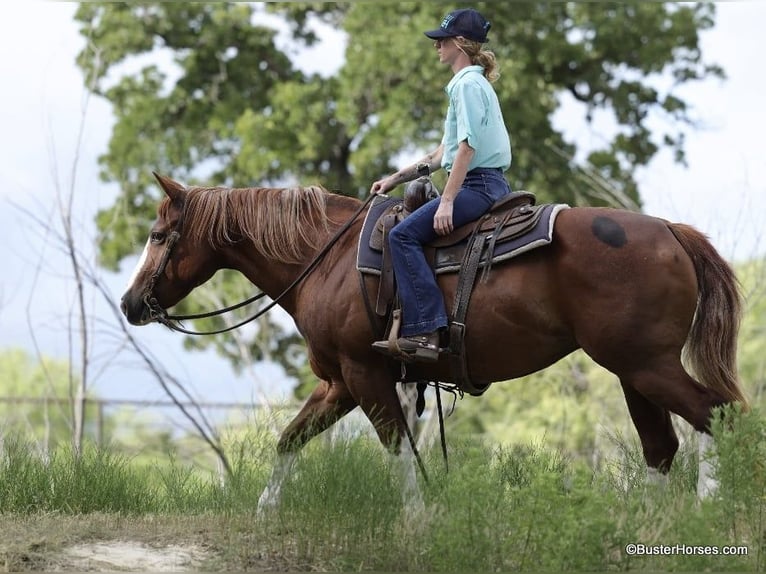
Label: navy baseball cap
xmin=424 ymin=8 xmax=491 ymax=43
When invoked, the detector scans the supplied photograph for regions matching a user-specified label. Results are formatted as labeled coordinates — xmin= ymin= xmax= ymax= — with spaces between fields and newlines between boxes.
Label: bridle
xmin=141 ymin=193 xmax=375 ymax=336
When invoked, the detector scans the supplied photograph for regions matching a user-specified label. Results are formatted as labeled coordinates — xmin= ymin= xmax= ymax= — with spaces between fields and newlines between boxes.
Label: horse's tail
xmin=667 ymin=223 xmax=749 ymax=410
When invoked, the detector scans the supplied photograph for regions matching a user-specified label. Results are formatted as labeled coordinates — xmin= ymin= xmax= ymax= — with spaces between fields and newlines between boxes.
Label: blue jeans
xmin=389 ymin=168 xmax=511 ymax=337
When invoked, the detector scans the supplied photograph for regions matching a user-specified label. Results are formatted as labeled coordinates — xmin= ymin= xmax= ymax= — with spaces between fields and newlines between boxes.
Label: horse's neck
xmin=225 ymin=248 xmax=307 ymax=314
xmin=225 ymin=194 xmax=360 ymax=313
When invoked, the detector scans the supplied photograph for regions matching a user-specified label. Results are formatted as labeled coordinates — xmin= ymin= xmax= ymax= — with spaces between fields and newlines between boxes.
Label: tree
xmin=74 ymin=2 xmax=723 ymax=390
xmin=0 ymin=348 xmax=228 ymax=468
xmin=737 ymin=259 xmax=766 ymax=404
xmin=0 ymin=349 xmax=98 ymax=450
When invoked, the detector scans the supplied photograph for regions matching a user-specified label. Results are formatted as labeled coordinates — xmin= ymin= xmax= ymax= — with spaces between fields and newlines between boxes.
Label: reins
xmin=144 ymin=193 xmax=376 ymax=336
xmin=164 ymin=291 xmax=268 ymax=322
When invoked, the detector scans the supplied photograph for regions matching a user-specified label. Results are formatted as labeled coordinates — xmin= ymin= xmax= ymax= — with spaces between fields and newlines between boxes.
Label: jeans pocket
xmin=480 ymin=173 xmax=489 ymax=195
xmin=476 ymin=173 xmax=507 ymax=204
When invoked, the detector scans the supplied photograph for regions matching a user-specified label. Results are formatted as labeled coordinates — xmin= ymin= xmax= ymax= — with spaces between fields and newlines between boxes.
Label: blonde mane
xmin=168 ymin=185 xmax=330 ymax=263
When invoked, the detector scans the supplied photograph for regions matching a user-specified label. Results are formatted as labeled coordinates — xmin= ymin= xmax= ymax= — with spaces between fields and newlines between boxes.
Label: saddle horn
xmin=403 ymin=177 xmax=440 ymax=214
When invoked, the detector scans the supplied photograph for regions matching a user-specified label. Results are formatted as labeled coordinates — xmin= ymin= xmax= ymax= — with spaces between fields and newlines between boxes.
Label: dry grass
xmin=1 ymin=409 xmax=764 ymax=572
xmin=0 ymin=512 xmax=308 ymax=572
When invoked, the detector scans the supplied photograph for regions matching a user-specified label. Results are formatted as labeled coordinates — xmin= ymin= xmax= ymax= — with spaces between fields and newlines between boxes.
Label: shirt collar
xmin=446 ymin=65 xmax=484 ymax=93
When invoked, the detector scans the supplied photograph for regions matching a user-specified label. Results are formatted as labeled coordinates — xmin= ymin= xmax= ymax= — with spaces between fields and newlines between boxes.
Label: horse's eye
xmin=150 ymin=231 xmax=166 ymax=244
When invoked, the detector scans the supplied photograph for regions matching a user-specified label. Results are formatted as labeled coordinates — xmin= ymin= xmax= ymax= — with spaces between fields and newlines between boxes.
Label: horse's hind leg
xmin=620 ymin=359 xmax=727 ymax=433
xmin=257 ymin=379 xmax=356 ymax=513
xmin=618 ymin=358 xmax=729 ymax=497
xmin=620 ymin=382 xmax=679 ymax=486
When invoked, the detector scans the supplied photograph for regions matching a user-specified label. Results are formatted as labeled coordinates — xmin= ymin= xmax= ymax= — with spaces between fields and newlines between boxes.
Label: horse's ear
xmin=152 ymin=172 xmax=187 ymax=202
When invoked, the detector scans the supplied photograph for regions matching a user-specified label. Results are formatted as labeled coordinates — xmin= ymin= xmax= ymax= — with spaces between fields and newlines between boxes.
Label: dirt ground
xmin=59 ymin=540 xmax=206 ymax=571
xmin=0 ymin=512 xmax=306 ymax=571
xmin=1 ymin=514 xmax=217 ymax=571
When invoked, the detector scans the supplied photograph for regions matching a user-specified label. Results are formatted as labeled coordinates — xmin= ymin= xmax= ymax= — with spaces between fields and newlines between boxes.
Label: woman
xmin=370 ymin=8 xmax=513 ymax=362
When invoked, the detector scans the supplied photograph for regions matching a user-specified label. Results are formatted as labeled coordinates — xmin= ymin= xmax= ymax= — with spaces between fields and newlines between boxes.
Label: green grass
xmin=1 ymin=407 xmax=765 ymax=571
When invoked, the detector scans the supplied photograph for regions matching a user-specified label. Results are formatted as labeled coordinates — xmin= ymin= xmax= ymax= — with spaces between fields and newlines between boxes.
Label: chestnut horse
xmin=121 ymin=174 xmax=747 ymax=508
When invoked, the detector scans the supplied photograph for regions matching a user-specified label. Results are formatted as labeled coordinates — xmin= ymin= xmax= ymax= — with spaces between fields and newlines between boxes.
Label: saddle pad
xmin=357 ymin=195 xmax=402 ymax=275
xmin=357 ymin=195 xmax=569 ymax=275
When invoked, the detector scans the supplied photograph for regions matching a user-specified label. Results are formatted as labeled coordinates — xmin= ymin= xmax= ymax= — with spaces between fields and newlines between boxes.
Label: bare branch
xmin=15 ymin=31 xmax=233 ymax=473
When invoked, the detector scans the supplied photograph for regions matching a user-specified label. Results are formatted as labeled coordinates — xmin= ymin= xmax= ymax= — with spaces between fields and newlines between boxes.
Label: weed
xmin=1 ymin=410 xmax=765 ymax=570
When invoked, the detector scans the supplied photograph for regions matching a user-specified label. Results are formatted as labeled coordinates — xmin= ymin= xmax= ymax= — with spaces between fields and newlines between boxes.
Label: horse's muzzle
xmin=120 ymin=292 xmax=153 ymax=326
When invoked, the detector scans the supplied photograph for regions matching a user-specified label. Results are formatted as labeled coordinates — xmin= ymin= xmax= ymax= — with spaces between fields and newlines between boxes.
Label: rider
xmin=370 ymin=8 xmax=512 ymax=362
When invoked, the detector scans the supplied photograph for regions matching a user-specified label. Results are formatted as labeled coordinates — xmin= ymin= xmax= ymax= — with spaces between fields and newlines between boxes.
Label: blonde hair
xmin=454 ymin=36 xmax=500 ymax=83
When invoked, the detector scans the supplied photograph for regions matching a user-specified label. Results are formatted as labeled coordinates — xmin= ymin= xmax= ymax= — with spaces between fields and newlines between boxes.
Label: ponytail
xmin=454 ymin=37 xmax=500 ymax=82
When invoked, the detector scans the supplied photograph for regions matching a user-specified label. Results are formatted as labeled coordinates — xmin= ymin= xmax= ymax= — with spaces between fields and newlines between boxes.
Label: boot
xmin=372 ymin=331 xmax=441 ymax=363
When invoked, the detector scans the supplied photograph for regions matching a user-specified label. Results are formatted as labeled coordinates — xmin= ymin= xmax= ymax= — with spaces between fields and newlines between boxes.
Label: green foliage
xmin=0 ymin=437 xmax=154 ymax=513
xmin=710 ymin=404 xmax=766 ymax=561
xmin=76 ymin=2 xmax=722 ymax=214
xmin=74 ymin=2 xmax=723 ymax=387
xmin=0 ymin=349 xmax=211 ymax=463
xmin=76 ymin=3 xmax=298 ymax=269
xmin=447 ymin=350 xmax=630 ymax=462
xmin=276 ymin=436 xmax=402 ymax=565
xmin=737 ymin=259 xmax=766 ymax=405
xmin=0 ymin=348 xmax=95 ymax=449
xmin=2 ymin=411 xmax=765 ymax=570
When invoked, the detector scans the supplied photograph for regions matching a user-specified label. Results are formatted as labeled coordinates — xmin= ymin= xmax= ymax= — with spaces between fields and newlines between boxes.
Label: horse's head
xmin=120 ymin=173 xmax=218 ymax=326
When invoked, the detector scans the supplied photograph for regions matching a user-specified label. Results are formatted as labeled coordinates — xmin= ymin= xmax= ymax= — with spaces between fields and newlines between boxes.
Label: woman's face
xmin=434 ymin=37 xmax=460 ymax=66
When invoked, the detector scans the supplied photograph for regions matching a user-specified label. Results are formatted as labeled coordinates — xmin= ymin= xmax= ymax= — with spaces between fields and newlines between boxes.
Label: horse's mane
xmin=164 ymin=185 xmax=330 ymax=263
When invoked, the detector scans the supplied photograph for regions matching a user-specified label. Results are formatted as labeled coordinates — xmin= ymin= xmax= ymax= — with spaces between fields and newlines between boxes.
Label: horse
xmin=121 ymin=173 xmax=748 ymax=509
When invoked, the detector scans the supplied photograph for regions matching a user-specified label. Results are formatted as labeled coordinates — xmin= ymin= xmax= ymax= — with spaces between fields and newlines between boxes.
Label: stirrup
xmin=372 ymin=332 xmax=441 ymax=363
xmin=372 ymin=308 xmax=407 ymax=359
xmin=396 ymin=333 xmax=441 ymax=363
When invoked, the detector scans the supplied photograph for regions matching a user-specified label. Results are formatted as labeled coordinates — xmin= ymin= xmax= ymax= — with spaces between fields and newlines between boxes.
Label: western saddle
xmin=365 ymin=177 xmax=550 ymax=396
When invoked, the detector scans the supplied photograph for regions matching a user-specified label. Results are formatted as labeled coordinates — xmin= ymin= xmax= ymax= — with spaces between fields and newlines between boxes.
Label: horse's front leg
xmin=257 ymin=378 xmax=356 ymax=513
xmin=342 ymin=360 xmax=425 ymax=514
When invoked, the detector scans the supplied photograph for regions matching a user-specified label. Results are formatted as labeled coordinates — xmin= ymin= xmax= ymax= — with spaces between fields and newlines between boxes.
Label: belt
xmin=468 ymin=167 xmax=503 ymax=175
xmin=448 ymin=167 xmax=504 ymax=177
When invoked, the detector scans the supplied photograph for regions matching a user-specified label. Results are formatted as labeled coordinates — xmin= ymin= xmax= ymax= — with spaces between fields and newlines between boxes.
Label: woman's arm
xmin=370 ymin=144 xmax=444 ymax=195
xmin=433 ymin=140 xmax=474 ymax=235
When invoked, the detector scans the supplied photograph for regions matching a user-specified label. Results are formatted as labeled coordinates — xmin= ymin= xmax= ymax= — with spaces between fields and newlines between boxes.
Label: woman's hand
xmin=434 ymin=199 xmax=454 ymax=235
xmin=370 ymin=175 xmax=398 ymax=195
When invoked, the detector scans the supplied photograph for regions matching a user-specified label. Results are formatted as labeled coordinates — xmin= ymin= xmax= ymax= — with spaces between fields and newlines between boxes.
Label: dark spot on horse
xmin=591 ymin=216 xmax=627 ymax=248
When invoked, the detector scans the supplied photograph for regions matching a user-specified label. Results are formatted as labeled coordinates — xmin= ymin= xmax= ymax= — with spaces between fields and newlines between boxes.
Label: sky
xmin=0 ymin=2 xmax=764 ymax=411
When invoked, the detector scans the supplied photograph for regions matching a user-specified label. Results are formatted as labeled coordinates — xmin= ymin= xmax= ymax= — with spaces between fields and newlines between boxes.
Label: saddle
xmin=357 ymin=177 xmax=568 ymax=395
xmin=369 ymin=179 xmax=538 ymax=252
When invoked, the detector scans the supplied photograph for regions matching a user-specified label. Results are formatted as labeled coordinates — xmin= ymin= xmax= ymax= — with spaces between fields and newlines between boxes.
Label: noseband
xmin=139 ymin=193 xmax=375 ymax=336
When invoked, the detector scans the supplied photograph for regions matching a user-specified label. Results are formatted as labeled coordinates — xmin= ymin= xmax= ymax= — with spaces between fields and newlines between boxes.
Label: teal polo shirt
xmin=441 ymin=65 xmax=512 ymax=173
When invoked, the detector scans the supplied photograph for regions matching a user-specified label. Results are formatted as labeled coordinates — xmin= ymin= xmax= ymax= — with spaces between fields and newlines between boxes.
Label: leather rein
xmin=142 ymin=193 xmax=375 ymax=336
